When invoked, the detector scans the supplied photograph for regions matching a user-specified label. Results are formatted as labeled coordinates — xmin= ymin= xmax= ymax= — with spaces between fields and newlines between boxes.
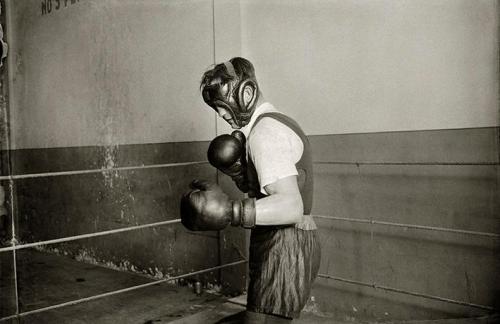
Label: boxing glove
xmin=180 ymin=179 xmax=255 ymax=231
xmin=207 ymin=131 xmax=249 ymax=193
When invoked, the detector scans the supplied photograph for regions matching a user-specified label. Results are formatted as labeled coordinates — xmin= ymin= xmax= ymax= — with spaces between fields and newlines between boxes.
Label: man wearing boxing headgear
xmin=181 ymin=57 xmax=321 ymax=323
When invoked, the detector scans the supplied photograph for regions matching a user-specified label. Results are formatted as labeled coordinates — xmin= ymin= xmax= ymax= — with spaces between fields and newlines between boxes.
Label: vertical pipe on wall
xmin=497 ymin=0 xmax=500 ymax=160
xmin=211 ymin=0 xmax=223 ymax=287
xmin=497 ymin=0 xmax=500 ymax=136
xmin=2 ymin=0 xmax=19 ymax=318
xmin=7 ymin=180 xmax=18 ymax=317
xmin=212 ymin=0 xmax=218 ymax=138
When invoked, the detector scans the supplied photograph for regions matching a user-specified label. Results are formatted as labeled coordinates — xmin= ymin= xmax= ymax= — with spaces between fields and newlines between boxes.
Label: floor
xmin=0 ymin=249 xmax=235 ymax=323
xmin=1 ymin=250 xmax=498 ymax=324
xmin=0 ymin=250 xmax=340 ymax=323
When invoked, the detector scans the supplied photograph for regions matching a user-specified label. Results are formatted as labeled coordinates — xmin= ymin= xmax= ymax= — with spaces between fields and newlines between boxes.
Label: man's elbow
xmin=290 ymin=195 xmax=304 ymax=224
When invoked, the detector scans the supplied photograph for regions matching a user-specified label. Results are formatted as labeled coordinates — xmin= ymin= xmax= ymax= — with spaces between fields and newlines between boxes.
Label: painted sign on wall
xmin=41 ymin=0 xmax=82 ymax=16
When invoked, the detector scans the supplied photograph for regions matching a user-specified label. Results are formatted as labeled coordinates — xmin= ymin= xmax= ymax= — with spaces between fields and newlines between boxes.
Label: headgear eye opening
xmin=201 ymin=84 xmax=218 ymax=108
xmin=202 ymin=82 xmax=233 ymax=111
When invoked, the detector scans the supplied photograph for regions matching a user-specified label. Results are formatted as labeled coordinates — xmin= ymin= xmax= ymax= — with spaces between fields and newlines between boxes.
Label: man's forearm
xmin=255 ymin=192 xmax=304 ymax=226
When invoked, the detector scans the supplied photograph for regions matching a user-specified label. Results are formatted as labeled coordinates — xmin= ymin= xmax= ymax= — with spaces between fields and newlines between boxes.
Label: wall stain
xmin=102 ymin=144 xmax=118 ymax=188
xmin=34 ymin=244 xmax=178 ymax=284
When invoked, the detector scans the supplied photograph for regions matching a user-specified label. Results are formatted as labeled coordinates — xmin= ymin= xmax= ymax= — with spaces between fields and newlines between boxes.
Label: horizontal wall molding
xmin=0 ymin=141 xmax=210 ymax=176
xmin=1 ymin=127 xmax=498 ymax=178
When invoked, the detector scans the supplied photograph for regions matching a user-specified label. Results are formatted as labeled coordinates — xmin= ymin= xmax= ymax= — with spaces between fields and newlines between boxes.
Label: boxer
xmin=181 ymin=57 xmax=321 ymax=323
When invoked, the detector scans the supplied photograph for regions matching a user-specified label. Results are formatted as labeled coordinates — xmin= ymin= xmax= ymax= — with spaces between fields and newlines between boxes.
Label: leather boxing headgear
xmin=202 ymin=61 xmax=259 ymax=128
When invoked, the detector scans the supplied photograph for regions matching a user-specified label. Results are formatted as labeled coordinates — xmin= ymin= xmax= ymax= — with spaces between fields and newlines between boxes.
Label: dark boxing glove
xmin=207 ymin=131 xmax=249 ymax=193
xmin=180 ymin=180 xmax=256 ymax=231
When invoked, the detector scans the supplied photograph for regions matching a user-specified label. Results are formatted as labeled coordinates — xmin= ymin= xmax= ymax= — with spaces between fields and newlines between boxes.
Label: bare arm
xmin=254 ymin=175 xmax=304 ymax=226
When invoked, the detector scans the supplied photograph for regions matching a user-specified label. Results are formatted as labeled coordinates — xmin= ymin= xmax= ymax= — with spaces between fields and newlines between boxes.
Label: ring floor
xmin=1 ymin=250 xmax=498 ymax=324
xmin=0 ymin=249 xmax=333 ymax=323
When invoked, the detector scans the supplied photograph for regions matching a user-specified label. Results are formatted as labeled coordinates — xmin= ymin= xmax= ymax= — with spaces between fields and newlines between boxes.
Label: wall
xmin=310 ymin=128 xmax=499 ymax=321
xmin=240 ymin=0 xmax=498 ymax=134
xmin=8 ymin=0 xmax=216 ymax=148
xmin=0 ymin=0 xmax=246 ymax=317
xmin=239 ymin=0 xmax=499 ymax=321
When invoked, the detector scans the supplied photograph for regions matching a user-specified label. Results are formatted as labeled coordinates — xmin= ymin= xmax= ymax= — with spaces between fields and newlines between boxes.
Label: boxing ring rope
xmin=0 ymin=160 xmax=208 ymax=181
xmin=0 ymin=219 xmax=182 ymax=253
xmin=313 ymin=215 xmax=500 ymax=239
xmin=2 ymin=213 xmax=497 ymax=254
xmin=313 ymin=212 xmax=498 ymax=312
xmin=1 ymin=159 xmax=496 ymax=182
xmin=314 ymin=161 xmax=499 ymax=166
xmin=316 ymin=273 xmax=494 ymax=311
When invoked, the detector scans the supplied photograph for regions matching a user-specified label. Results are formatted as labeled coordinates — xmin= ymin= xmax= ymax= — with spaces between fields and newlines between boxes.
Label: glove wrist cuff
xmin=231 ymin=198 xmax=256 ymax=228
xmin=231 ymin=201 xmax=242 ymax=226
